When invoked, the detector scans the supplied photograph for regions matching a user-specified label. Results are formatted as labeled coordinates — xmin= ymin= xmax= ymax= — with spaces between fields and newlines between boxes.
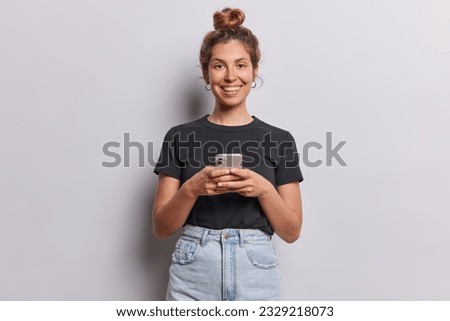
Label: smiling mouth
xmin=221 ymin=86 xmax=242 ymax=94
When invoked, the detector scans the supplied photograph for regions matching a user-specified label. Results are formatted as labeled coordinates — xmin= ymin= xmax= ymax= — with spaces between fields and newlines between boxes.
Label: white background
xmin=1 ymin=0 xmax=449 ymax=300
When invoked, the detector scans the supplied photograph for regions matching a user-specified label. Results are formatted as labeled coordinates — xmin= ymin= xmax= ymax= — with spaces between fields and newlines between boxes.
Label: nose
xmin=225 ymin=68 xmax=236 ymax=82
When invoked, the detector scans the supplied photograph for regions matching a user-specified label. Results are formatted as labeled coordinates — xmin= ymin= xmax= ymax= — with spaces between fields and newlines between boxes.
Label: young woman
xmin=153 ymin=8 xmax=303 ymax=301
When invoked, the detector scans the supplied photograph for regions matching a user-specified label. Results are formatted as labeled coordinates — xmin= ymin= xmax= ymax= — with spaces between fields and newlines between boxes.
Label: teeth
xmin=223 ymin=86 xmax=240 ymax=92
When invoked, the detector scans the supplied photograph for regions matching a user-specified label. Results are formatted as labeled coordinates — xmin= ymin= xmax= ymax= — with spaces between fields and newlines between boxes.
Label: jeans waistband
xmin=182 ymin=224 xmax=271 ymax=247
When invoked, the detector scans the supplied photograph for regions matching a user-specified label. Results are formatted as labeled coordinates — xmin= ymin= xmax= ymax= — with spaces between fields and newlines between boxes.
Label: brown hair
xmin=200 ymin=8 xmax=261 ymax=83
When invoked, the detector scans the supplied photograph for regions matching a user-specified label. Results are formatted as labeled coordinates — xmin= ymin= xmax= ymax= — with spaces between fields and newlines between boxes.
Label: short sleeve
xmin=275 ymin=131 xmax=304 ymax=186
xmin=153 ymin=128 xmax=182 ymax=180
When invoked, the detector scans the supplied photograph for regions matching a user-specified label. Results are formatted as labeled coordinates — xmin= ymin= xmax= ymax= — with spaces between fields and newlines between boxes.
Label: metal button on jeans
xmin=223 ymin=233 xmax=229 ymax=239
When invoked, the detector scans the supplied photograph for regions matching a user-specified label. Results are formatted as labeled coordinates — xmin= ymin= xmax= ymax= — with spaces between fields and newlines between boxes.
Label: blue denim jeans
xmin=166 ymin=225 xmax=282 ymax=301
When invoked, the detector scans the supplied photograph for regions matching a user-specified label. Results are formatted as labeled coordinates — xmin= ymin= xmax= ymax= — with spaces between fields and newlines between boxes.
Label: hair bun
xmin=213 ymin=8 xmax=245 ymax=30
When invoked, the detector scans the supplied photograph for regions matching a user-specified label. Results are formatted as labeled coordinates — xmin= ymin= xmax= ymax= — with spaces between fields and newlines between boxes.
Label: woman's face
xmin=207 ymin=40 xmax=258 ymax=110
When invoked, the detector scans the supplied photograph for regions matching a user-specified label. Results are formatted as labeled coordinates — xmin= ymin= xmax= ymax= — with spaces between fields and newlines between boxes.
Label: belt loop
xmin=238 ymin=230 xmax=244 ymax=248
xmin=200 ymin=228 xmax=209 ymax=247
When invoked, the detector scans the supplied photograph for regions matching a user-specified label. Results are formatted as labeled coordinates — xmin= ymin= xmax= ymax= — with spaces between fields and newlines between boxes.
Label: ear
xmin=203 ymin=72 xmax=209 ymax=84
xmin=253 ymin=65 xmax=259 ymax=80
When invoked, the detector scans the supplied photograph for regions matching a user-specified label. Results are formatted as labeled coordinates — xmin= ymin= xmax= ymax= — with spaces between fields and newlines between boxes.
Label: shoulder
xmin=170 ymin=117 xmax=204 ymax=132
xmin=254 ymin=117 xmax=294 ymax=141
xmin=162 ymin=116 xmax=206 ymax=139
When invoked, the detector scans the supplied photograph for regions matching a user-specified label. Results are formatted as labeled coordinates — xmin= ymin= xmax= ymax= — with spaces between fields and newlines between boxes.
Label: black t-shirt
xmin=153 ymin=115 xmax=303 ymax=235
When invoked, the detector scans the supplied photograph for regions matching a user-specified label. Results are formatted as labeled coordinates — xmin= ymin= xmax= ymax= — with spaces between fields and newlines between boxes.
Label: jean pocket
xmin=171 ymin=236 xmax=201 ymax=265
xmin=244 ymin=241 xmax=279 ymax=270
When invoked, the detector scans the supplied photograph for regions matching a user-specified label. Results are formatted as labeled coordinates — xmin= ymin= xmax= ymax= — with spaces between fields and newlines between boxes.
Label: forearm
xmin=153 ymin=167 xmax=236 ymax=239
xmin=258 ymin=185 xmax=302 ymax=243
xmin=153 ymin=182 xmax=198 ymax=239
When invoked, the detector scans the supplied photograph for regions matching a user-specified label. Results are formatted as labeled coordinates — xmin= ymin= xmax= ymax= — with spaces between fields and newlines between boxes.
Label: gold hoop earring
xmin=205 ymin=84 xmax=211 ymax=91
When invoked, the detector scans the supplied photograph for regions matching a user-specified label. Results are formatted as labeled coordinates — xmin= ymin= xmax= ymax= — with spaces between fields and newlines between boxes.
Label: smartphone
xmin=214 ymin=153 xmax=243 ymax=169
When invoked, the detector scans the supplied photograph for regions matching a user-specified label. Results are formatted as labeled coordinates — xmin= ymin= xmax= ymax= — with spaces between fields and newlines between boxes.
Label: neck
xmin=208 ymin=108 xmax=253 ymax=126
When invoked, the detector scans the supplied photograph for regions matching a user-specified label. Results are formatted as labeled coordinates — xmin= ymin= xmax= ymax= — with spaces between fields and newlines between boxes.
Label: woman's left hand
xmin=216 ymin=168 xmax=274 ymax=198
xmin=218 ymin=167 xmax=303 ymax=243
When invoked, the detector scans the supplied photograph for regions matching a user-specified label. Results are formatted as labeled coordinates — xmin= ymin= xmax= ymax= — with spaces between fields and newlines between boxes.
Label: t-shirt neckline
xmin=200 ymin=114 xmax=261 ymax=132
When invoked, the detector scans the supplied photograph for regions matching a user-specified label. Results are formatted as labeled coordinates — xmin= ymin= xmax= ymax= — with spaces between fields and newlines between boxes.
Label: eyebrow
xmin=210 ymin=57 xmax=250 ymax=63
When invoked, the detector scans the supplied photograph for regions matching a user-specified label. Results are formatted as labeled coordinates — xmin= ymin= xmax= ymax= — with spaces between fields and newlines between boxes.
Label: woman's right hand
xmin=187 ymin=165 xmax=241 ymax=197
xmin=153 ymin=166 xmax=242 ymax=239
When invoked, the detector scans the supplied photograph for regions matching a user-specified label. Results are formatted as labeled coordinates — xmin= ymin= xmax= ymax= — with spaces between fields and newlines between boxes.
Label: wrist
xmin=258 ymin=182 xmax=276 ymax=200
xmin=181 ymin=178 xmax=199 ymax=199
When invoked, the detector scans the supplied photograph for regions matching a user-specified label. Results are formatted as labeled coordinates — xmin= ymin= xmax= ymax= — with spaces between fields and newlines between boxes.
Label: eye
xmin=237 ymin=63 xmax=247 ymax=69
xmin=213 ymin=63 xmax=225 ymax=70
